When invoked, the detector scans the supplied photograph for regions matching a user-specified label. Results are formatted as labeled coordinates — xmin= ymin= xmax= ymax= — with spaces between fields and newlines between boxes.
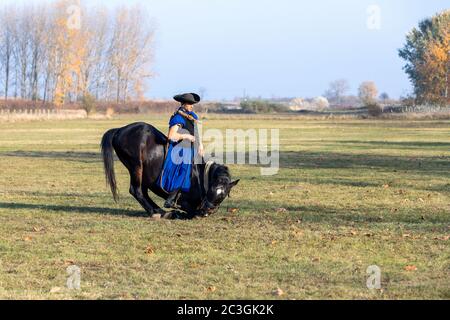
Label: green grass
xmin=0 ymin=115 xmax=449 ymax=299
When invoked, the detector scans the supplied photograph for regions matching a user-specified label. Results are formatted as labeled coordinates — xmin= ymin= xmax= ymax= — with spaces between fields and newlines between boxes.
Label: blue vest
xmin=158 ymin=109 xmax=198 ymax=193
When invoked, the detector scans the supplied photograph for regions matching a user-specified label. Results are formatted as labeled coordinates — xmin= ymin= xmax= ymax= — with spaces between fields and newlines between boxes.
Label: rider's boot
xmin=164 ymin=190 xmax=179 ymax=208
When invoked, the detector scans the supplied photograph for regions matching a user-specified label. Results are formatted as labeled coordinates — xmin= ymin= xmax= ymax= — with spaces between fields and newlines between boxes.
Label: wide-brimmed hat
xmin=173 ymin=93 xmax=201 ymax=105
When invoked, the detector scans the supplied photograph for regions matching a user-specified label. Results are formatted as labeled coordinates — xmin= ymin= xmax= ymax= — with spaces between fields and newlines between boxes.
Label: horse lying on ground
xmin=101 ymin=122 xmax=239 ymax=219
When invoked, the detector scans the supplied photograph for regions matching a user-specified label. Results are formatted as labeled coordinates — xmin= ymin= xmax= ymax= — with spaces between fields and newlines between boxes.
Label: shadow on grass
xmin=0 ymin=202 xmax=194 ymax=220
xmin=329 ymin=140 xmax=450 ymax=150
xmin=1 ymin=190 xmax=105 ymax=198
xmin=0 ymin=201 xmax=145 ymax=217
xmin=226 ymin=199 xmax=450 ymax=228
xmin=0 ymin=150 xmax=101 ymax=163
xmin=264 ymin=176 xmax=450 ymax=193
xmin=279 ymin=151 xmax=450 ymax=178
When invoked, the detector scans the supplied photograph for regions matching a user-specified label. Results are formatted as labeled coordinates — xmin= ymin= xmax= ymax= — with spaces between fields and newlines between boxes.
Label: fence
xmin=383 ymin=104 xmax=450 ymax=113
xmin=0 ymin=109 xmax=87 ymax=121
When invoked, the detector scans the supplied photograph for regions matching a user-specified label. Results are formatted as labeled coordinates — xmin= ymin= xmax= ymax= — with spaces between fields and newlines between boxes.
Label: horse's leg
xmin=128 ymin=164 xmax=157 ymax=215
xmin=142 ymin=188 xmax=165 ymax=215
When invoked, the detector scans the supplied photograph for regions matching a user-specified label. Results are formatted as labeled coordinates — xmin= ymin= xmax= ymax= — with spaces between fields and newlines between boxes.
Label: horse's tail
xmin=101 ymin=128 xmax=119 ymax=202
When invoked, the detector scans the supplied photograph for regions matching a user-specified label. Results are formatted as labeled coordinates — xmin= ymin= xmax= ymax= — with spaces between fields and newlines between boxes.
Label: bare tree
xmin=198 ymin=87 xmax=207 ymax=100
xmin=324 ymin=79 xmax=350 ymax=105
xmin=379 ymin=92 xmax=389 ymax=103
xmin=0 ymin=7 xmax=15 ymax=100
xmin=108 ymin=6 xmax=154 ymax=102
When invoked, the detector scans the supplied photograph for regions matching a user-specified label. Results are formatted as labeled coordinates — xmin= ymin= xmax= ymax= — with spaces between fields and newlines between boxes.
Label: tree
xmin=324 ymin=79 xmax=350 ymax=105
xmin=358 ymin=81 xmax=378 ymax=105
xmin=379 ymin=92 xmax=389 ymax=102
xmin=29 ymin=5 xmax=47 ymax=101
xmin=108 ymin=6 xmax=154 ymax=102
xmin=0 ymin=2 xmax=155 ymax=105
xmin=399 ymin=10 xmax=450 ymax=106
xmin=198 ymin=87 xmax=207 ymax=101
xmin=312 ymin=96 xmax=329 ymax=110
xmin=0 ymin=7 xmax=15 ymax=100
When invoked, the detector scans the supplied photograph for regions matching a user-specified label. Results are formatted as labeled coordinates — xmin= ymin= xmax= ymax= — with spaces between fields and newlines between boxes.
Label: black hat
xmin=173 ymin=93 xmax=201 ymax=105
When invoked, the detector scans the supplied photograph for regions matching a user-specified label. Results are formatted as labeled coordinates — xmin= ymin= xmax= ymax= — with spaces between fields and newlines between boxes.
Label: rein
xmin=198 ymin=160 xmax=215 ymax=211
xmin=203 ymin=160 xmax=214 ymax=195
xmin=177 ymin=109 xmax=202 ymax=124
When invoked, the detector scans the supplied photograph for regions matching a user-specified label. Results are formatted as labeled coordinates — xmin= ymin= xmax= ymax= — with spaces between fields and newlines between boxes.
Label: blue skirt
xmin=158 ymin=143 xmax=193 ymax=193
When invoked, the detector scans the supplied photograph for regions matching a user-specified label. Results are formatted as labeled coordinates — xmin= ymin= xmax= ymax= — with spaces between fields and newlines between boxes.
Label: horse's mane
xmin=212 ymin=163 xmax=231 ymax=184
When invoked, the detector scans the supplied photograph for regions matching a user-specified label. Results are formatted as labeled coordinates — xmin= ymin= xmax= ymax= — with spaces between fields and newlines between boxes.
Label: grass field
xmin=0 ymin=115 xmax=449 ymax=299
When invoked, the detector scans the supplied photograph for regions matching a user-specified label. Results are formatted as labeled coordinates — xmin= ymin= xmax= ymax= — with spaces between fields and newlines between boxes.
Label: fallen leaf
xmin=276 ymin=208 xmax=288 ymax=213
xmin=227 ymin=208 xmax=239 ymax=214
xmin=312 ymin=257 xmax=320 ymax=263
xmin=404 ymin=265 xmax=417 ymax=271
xmin=418 ymin=198 xmax=424 ymax=203
xmin=50 ymin=287 xmax=62 ymax=293
xmin=145 ymin=245 xmax=154 ymax=255
xmin=32 ymin=226 xmax=44 ymax=232
xmin=402 ymin=234 xmax=411 ymax=238
xmin=273 ymin=288 xmax=284 ymax=296
xmin=434 ymin=235 xmax=450 ymax=241
xmin=220 ymin=217 xmax=233 ymax=223
xmin=64 ymin=259 xmax=75 ymax=266
xmin=205 ymin=286 xmax=216 ymax=293
xmin=291 ymin=230 xmax=303 ymax=238
xmin=23 ymin=236 xmax=32 ymax=242
xmin=382 ymin=184 xmax=390 ymax=189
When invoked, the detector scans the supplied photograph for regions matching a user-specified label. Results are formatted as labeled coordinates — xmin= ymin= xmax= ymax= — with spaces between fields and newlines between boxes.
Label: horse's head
xmin=200 ymin=164 xmax=239 ymax=215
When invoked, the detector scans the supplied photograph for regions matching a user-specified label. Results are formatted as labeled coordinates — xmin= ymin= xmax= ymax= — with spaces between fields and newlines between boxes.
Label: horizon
xmin=2 ymin=0 xmax=449 ymax=100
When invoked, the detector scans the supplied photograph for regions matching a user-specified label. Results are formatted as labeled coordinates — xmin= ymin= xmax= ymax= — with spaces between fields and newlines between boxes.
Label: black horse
xmin=100 ymin=122 xmax=239 ymax=218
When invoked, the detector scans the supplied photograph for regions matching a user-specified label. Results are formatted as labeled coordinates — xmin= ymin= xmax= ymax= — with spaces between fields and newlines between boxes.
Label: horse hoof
xmin=161 ymin=212 xmax=174 ymax=219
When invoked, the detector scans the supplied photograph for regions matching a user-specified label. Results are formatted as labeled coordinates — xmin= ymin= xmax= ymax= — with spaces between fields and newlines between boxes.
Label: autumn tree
xmin=0 ymin=2 xmax=155 ymax=105
xmin=358 ymin=81 xmax=378 ymax=105
xmin=399 ymin=10 xmax=450 ymax=106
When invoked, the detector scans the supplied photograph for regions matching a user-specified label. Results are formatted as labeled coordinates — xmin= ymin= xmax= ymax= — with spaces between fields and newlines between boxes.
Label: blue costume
xmin=158 ymin=109 xmax=198 ymax=193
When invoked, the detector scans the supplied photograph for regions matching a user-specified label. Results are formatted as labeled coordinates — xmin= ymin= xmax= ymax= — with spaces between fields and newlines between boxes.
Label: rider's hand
xmin=198 ymin=144 xmax=204 ymax=157
xmin=183 ymin=134 xmax=196 ymax=143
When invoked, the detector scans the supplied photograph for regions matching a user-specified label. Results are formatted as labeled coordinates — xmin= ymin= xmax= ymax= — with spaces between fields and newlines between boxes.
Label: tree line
xmin=0 ymin=1 xmax=154 ymax=106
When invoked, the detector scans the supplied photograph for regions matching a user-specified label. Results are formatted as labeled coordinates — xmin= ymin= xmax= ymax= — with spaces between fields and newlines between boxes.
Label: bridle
xmin=198 ymin=160 xmax=217 ymax=212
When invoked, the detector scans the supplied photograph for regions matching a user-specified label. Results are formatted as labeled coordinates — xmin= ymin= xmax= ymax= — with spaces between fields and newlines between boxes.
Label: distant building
xmin=222 ymin=103 xmax=242 ymax=111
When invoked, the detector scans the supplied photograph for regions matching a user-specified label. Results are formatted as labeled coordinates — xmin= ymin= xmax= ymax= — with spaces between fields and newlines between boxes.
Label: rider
xmin=159 ymin=93 xmax=204 ymax=208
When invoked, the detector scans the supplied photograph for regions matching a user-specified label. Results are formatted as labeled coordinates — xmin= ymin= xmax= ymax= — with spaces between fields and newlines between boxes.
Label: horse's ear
xmin=229 ymin=179 xmax=240 ymax=188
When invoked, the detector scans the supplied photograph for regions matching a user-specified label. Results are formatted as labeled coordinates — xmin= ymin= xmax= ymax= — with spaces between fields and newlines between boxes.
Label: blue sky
xmin=6 ymin=0 xmax=450 ymax=100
